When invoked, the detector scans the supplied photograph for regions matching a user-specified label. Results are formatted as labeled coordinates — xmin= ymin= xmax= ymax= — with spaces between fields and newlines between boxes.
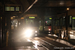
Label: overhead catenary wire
xmin=20 ymin=0 xmax=38 ymax=17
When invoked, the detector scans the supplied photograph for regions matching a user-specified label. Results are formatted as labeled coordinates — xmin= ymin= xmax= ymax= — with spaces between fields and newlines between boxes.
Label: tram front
xmin=22 ymin=17 xmax=39 ymax=38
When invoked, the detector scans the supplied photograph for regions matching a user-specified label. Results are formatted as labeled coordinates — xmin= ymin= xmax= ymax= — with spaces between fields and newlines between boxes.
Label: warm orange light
xmin=67 ymin=8 xmax=69 ymax=10
xmin=21 ymin=17 xmax=24 ymax=19
xmin=11 ymin=17 xmax=13 ymax=19
xmin=1 ymin=17 xmax=2 ymax=19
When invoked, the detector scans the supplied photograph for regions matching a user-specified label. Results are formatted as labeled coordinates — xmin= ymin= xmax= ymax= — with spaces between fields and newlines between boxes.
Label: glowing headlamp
xmin=25 ymin=29 xmax=33 ymax=38
xmin=25 ymin=29 xmax=33 ymax=33
xmin=35 ymin=31 xmax=37 ymax=33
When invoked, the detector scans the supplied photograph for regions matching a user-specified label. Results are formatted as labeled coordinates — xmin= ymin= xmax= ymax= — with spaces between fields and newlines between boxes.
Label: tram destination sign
xmin=29 ymin=17 xmax=35 ymax=18
xmin=72 ymin=17 xmax=75 ymax=19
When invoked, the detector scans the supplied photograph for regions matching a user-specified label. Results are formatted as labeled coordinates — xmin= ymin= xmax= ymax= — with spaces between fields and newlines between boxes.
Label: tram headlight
xmin=48 ymin=29 xmax=51 ymax=31
xmin=35 ymin=31 xmax=37 ymax=33
xmin=25 ymin=29 xmax=33 ymax=37
xmin=25 ymin=29 xmax=32 ymax=33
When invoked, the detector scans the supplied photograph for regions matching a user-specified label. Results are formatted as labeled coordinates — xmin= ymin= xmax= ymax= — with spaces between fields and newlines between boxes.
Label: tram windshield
xmin=45 ymin=20 xmax=51 ymax=26
xmin=25 ymin=18 xmax=39 ymax=27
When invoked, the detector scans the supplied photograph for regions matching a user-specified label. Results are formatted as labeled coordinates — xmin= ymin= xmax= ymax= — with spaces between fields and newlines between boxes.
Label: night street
xmin=0 ymin=0 xmax=75 ymax=50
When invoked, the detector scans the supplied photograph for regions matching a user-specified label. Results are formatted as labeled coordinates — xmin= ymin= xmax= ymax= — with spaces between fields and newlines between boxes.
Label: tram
xmin=44 ymin=17 xmax=52 ymax=34
xmin=20 ymin=16 xmax=39 ymax=38
xmin=10 ymin=15 xmax=39 ymax=44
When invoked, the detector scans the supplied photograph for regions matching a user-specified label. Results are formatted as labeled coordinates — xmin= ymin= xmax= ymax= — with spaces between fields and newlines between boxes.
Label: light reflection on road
xmin=46 ymin=37 xmax=74 ymax=47
xmin=33 ymin=40 xmax=39 ymax=49
xmin=32 ymin=37 xmax=47 ymax=50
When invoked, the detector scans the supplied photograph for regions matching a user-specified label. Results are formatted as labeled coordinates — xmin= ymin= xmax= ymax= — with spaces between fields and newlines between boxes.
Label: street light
xmin=67 ymin=8 xmax=69 ymax=11
xmin=21 ymin=17 xmax=24 ymax=19
xmin=11 ymin=17 xmax=13 ymax=19
xmin=1 ymin=17 xmax=2 ymax=19
xmin=66 ymin=7 xmax=70 ymax=40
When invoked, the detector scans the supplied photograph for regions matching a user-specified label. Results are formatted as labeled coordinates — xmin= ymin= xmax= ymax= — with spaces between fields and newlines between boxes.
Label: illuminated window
xmin=72 ymin=17 xmax=75 ymax=29
xmin=10 ymin=7 xmax=14 ymax=11
xmin=5 ymin=7 xmax=10 ymax=11
xmin=70 ymin=16 xmax=72 ymax=26
xmin=16 ymin=7 xmax=19 ymax=11
xmin=5 ymin=7 xmax=14 ymax=11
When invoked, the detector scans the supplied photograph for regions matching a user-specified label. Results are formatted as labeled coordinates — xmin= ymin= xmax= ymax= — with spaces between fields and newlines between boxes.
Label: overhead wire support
xmin=20 ymin=0 xmax=38 ymax=17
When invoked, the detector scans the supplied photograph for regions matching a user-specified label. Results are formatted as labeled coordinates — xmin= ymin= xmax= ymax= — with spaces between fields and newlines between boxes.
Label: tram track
xmin=38 ymin=37 xmax=75 ymax=50
xmin=33 ymin=37 xmax=54 ymax=50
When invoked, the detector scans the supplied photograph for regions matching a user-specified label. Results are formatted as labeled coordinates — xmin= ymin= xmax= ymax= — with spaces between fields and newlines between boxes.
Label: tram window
xmin=70 ymin=16 xmax=72 ymax=25
xmin=10 ymin=7 xmax=14 ymax=11
xmin=45 ymin=20 xmax=51 ymax=26
xmin=25 ymin=19 xmax=39 ymax=26
xmin=69 ymin=16 xmax=72 ymax=27
xmin=16 ymin=7 xmax=19 ymax=11
xmin=5 ymin=7 xmax=10 ymax=11
xmin=30 ymin=20 xmax=34 ymax=24
xmin=5 ymin=7 xmax=14 ymax=11
xmin=72 ymin=18 xmax=75 ymax=29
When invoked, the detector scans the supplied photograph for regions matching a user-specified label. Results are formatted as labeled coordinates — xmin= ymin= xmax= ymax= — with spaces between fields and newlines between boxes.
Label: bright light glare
xmin=70 ymin=31 xmax=73 ymax=34
xmin=25 ymin=29 xmax=33 ymax=37
xmin=27 ymin=39 xmax=31 ymax=42
xmin=70 ymin=34 xmax=73 ymax=36
xmin=61 ymin=33 xmax=64 ymax=39
xmin=49 ymin=29 xmax=50 ymax=30
xmin=25 ymin=29 xmax=32 ymax=33
xmin=53 ymin=34 xmax=58 ymax=37
xmin=35 ymin=31 xmax=37 ymax=33
xmin=25 ymin=33 xmax=32 ymax=37
xmin=67 ymin=8 xmax=69 ymax=10
xmin=33 ymin=40 xmax=39 ymax=49
xmin=48 ymin=34 xmax=52 ymax=36
xmin=34 ymin=37 xmax=39 ymax=39
xmin=70 ymin=34 xmax=75 ymax=39
xmin=33 ymin=40 xmax=39 ymax=45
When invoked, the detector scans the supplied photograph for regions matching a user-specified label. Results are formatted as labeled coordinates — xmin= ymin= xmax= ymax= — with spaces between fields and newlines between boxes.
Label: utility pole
xmin=66 ymin=8 xmax=69 ymax=40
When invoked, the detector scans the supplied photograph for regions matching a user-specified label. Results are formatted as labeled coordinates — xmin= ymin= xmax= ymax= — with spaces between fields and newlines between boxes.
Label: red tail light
xmin=48 ymin=26 xmax=51 ymax=31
